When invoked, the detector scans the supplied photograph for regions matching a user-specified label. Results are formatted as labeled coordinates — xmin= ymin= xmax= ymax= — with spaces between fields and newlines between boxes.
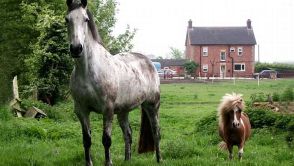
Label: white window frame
xmin=234 ymin=63 xmax=245 ymax=71
xmin=220 ymin=51 xmax=226 ymax=61
xmin=238 ymin=47 xmax=243 ymax=56
xmin=202 ymin=64 xmax=208 ymax=72
xmin=230 ymin=47 xmax=235 ymax=52
xmin=202 ymin=47 xmax=208 ymax=56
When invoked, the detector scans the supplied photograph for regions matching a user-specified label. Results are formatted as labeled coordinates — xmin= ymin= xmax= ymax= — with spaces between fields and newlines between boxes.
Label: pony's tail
xmin=219 ymin=141 xmax=228 ymax=151
xmin=138 ymin=108 xmax=155 ymax=153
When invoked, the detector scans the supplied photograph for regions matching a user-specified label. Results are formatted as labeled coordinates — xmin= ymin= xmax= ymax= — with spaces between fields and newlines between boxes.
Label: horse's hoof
xmin=105 ymin=161 xmax=113 ymax=166
xmin=86 ymin=161 xmax=93 ymax=166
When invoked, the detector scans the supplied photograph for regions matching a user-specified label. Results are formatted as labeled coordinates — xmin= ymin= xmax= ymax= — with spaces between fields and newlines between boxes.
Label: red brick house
xmin=185 ymin=19 xmax=256 ymax=78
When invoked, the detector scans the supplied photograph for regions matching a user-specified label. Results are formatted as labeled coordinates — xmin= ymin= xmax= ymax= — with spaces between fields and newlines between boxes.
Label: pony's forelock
xmin=217 ymin=93 xmax=245 ymax=125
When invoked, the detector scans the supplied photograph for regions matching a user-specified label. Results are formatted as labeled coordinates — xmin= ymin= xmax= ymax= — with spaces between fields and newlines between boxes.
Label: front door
xmin=220 ymin=64 xmax=226 ymax=78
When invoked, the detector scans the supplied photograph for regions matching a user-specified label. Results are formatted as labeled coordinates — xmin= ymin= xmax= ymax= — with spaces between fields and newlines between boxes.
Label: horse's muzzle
xmin=70 ymin=44 xmax=83 ymax=58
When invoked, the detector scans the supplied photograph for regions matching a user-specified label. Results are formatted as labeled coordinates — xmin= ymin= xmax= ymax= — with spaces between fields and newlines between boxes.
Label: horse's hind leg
xmin=118 ymin=112 xmax=132 ymax=160
xmin=142 ymin=101 xmax=161 ymax=162
xmin=75 ymin=107 xmax=92 ymax=166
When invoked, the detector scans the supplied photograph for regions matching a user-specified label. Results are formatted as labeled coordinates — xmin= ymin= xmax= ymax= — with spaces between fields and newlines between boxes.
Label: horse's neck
xmin=74 ymin=32 xmax=113 ymax=77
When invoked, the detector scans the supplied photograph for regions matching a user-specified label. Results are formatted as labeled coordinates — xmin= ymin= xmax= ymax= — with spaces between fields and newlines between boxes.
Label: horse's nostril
xmin=70 ymin=44 xmax=74 ymax=53
xmin=79 ymin=44 xmax=83 ymax=52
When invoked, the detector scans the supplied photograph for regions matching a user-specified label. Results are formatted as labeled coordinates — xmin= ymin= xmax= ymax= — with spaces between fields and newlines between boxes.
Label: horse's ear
xmin=66 ymin=0 xmax=72 ymax=7
xmin=81 ymin=0 xmax=87 ymax=8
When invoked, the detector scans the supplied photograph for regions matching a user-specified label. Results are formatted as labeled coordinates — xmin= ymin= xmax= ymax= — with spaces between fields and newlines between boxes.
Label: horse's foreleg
xmin=238 ymin=144 xmax=244 ymax=160
xmin=228 ymin=145 xmax=233 ymax=160
xmin=75 ymin=110 xmax=92 ymax=166
xmin=102 ymin=111 xmax=114 ymax=166
xmin=118 ymin=112 xmax=132 ymax=161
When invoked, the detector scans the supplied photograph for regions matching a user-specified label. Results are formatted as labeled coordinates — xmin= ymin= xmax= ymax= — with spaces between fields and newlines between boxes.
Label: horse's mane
xmin=86 ymin=9 xmax=104 ymax=46
xmin=217 ymin=93 xmax=245 ymax=125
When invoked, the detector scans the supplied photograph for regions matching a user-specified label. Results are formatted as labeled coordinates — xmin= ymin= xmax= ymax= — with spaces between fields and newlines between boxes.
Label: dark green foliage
xmin=250 ymin=92 xmax=267 ymax=102
xmin=21 ymin=2 xmax=72 ymax=105
xmin=246 ymin=107 xmax=294 ymax=130
xmin=281 ymin=87 xmax=294 ymax=102
xmin=272 ymin=92 xmax=280 ymax=101
xmin=195 ymin=111 xmax=217 ymax=135
xmin=255 ymin=62 xmax=294 ymax=72
xmin=184 ymin=61 xmax=198 ymax=75
xmin=0 ymin=106 xmax=13 ymax=121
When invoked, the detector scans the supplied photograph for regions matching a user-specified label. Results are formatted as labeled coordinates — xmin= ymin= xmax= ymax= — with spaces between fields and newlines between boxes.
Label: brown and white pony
xmin=218 ymin=93 xmax=251 ymax=160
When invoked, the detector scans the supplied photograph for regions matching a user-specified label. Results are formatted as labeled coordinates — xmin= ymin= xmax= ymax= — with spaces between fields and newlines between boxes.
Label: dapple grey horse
xmin=66 ymin=0 xmax=161 ymax=165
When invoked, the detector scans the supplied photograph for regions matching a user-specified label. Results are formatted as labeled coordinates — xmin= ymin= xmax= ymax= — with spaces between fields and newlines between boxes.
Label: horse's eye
xmin=65 ymin=17 xmax=69 ymax=23
xmin=85 ymin=18 xmax=89 ymax=22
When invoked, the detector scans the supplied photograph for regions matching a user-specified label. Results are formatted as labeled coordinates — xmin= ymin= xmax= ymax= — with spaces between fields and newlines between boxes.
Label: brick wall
xmin=185 ymin=45 xmax=255 ymax=77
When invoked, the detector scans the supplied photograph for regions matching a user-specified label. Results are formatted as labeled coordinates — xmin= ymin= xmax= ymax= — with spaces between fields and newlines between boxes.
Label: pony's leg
xmin=238 ymin=145 xmax=244 ymax=160
xmin=228 ymin=145 xmax=233 ymax=160
xmin=102 ymin=110 xmax=114 ymax=166
xmin=117 ymin=112 xmax=132 ymax=160
xmin=75 ymin=108 xmax=92 ymax=166
xmin=143 ymin=102 xmax=161 ymax=162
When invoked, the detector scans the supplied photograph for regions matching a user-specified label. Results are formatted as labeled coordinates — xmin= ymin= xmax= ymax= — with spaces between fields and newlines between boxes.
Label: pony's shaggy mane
xmin=217 ymin=93 xmax=245 ymax=126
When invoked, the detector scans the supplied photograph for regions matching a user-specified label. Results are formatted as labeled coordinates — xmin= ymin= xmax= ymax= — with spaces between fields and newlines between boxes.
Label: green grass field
xmin=0 ymin=79 xmax=293 ymax=165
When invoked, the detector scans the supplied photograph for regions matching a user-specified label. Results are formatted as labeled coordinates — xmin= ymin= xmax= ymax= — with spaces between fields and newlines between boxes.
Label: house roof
xmin=151 ymin=59 xmax=188 ymax=67
xmin=186 ymin=26 xmax=256 ymax=45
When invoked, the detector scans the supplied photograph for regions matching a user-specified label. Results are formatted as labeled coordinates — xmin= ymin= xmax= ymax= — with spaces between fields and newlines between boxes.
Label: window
xmin=220 ymin=51 xmax=226 ymax=61
xmin=238 ymin=47 xmax=243 ymax=56
xmin=202 ymin=64 xmax=208 ymax=72
xmin=234 ymin=63 xmax=245 ymax=71
xmin=202 ymin=47 xmax=208 ymax=56
xmin=230 ymin=47 xmax=235 ymax=52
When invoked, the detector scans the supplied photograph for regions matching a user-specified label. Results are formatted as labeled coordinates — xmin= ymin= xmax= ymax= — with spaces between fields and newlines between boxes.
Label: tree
xmin=184 ymin=61 xmax=198 ymax=78
xmin=18 ymin=0 xmax=136 ymax=104
xmin=22 ymin=2 xmax=72 ymax=105
xmin=169 ymin=47 xmax=184 ymax=59
xmin=92 ymin=0 xmax=136 ymax=55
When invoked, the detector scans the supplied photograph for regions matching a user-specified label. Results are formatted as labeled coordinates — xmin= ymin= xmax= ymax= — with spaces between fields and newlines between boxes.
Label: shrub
xmin=272 ymin=92 xmax=280 ymax=102
xmin=246 ymin=107 xmax=294 ymax=130
xmin=281 ymin=87 xmax=294 ymax=102
xmin=0 ymin=106 xmax=12 ymax=121
xmin=195 ymin=112 xmax=217 ymax=135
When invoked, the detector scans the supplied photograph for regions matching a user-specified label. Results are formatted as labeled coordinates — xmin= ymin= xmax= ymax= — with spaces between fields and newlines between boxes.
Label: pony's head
xmin=218 ymin=93 xmax=245 ymax=128
xmin=66 ymin=0 xmax=89 ymax=58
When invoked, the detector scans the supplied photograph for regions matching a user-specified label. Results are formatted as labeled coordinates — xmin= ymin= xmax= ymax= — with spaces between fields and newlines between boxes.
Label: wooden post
xmin=12 ymin=76 xmax=22 ymax=117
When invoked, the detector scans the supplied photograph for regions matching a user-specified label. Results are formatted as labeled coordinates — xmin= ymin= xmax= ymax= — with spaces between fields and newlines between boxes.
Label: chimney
xmin=247 ymin=19 xmax=252 ymax=29
xmin=188 ymin=19 xmax=192 ymax=29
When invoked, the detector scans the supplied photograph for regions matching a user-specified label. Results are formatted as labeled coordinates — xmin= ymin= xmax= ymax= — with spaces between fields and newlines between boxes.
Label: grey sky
xmin=114 ymin=0 xmax=294 ymax=63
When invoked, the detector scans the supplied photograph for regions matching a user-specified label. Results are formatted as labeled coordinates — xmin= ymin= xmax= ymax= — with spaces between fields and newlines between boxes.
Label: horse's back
xmin=112 ymin=52 xmax=160 ymax=110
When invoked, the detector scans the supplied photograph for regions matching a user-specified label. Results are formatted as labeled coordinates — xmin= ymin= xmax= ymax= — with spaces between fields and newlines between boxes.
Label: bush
xmin=195 ymin=112 xmax=217 ymax=135
xmin=0 ymin=105 xmax=12 ymax=121
xmin=281 ymin=87 xmax=294 ymax=102
xmin=246 ymin=107 xmax=294 ymax=131
xmin=272 ymin=92 xmax=280 ymax=102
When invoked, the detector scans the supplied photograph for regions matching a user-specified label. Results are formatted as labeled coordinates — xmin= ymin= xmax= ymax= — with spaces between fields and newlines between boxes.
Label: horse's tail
xmin=219 ymin=141 xmax=228 ymax=150
xmin=138 ymin=108 xmax=155 ymax=153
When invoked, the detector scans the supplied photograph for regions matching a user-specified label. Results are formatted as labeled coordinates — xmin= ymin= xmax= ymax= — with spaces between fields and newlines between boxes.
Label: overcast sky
xmin=113 ymin=0 xmax=294 ymax=63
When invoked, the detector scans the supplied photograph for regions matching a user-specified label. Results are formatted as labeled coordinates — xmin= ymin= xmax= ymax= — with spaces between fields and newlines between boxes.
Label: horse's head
xmin=66 ymin=0 xmax=89 ymax=58
xmin=229 ymin=95 xmax=245 ymax=128
xmin=218 ymin=93 xmax=245 ymax=129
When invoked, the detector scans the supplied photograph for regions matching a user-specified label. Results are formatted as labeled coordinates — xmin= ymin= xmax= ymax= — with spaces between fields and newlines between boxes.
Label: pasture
xmin=0 ymin=79 xmax=293 ymax=165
